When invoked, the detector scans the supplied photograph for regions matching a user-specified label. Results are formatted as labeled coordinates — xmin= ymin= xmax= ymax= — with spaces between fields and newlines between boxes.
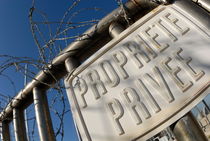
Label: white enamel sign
xmin=65 ymin=3 xmax=210 ymax=141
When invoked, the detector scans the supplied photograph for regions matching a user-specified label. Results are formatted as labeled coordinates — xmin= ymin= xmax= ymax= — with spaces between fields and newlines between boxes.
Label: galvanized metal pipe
xmin=13 ymin=108 xmax=27 ymax=141
xmin=173 ymin=112 xmax=208 ymax=141
xmin=64 ymin=57 xmax=81 ymax=140
xmin=109 ymin=22 xmax=125 ymax=38
xmin=24 ymin=110 xmax=30 ymax=141
xmin=0 ymin=0 xmax=158 ymax=122
xmin=192 ymin=0 xmax=210 ymax=12
xmin=0 ymin=121 xmax=10 ymax=141
xmin=33 ymin=87 xmax=55 ymax=141
xmin=175 ymin=0 xmax=210 ymax=30
xmin=52 ymin=0 xmax=158 ymax=65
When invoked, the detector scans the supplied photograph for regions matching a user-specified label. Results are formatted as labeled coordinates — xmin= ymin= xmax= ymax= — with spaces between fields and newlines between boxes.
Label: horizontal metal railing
xmin=192 ymin=0 xmax=210 ymax=12
xmin=0 ymin=0 xmax=158 ymax=122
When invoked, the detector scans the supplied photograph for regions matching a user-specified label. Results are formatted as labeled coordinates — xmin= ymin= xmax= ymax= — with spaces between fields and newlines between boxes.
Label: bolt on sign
xmin=65 ymin=1 xmax=210 ymax=141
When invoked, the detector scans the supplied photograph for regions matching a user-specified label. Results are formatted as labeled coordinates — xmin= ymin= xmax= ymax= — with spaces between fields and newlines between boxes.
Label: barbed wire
xmin=115 ymin=0 xmax=131 ymax=25
xmin=0 ymin=0 xmax=126 ymax=140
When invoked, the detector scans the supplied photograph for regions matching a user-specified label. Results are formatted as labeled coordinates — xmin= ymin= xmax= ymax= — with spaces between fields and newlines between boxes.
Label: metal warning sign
xmin=65 ymin=1 xmax=210 ymax=141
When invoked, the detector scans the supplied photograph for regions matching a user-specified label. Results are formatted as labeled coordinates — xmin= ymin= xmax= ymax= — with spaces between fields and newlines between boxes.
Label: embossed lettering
xmin=154 ymin=19 xmax=177 ymax=42
xmin=162 ymin=57 xmax=193 ymax=92
xmin=142 ymin=27 xmax=169 ymax=53
xmin=99 ymin=60 xmax=120 ymax=87
xmin=107 ymin=98 xmax=124 ymax=135
xmin=73 ymin=77 xmax=88 ymax=108
xmin=163 ymin=13 xmax=189 ymax=35
xmin=144 ymin=66 xmax=174 ymax=103
xmin=123 ymin=41 xmax=150 ymax=69
xmin=135 ymin=35 xmax=157 ymax=59
xmin=122 ymin=87 xmax=150 ymax=125
xmin=175 ymin=48 xmax=205 ymax=81
xmin=86 ymin=70 xmax=107 ymax=99
xmin=112 ymin=51 xmax=129 ymax=79
xmin=135 ymin=79 xmax=161 ymax=113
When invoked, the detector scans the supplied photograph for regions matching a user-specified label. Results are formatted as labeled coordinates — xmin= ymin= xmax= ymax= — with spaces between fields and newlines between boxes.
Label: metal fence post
xmin=173 ymin=112 xmax=208 ymax=141
xmin=13 ymin=108 xmax=28 ymax=141
xmin=0 ymin=121 xmax=10 ymax=141
xmin=33 ymin=87 xmax=56 ymax=141
xmin=109 ymin=22 xmax=125 ymax=38
xmin=64 ymin=57 xmax=81 ymax=141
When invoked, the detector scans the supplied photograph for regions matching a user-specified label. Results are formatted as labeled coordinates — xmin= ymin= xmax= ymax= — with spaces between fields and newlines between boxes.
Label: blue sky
xmin=0 ymin=0 xmax=122 ymax=140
